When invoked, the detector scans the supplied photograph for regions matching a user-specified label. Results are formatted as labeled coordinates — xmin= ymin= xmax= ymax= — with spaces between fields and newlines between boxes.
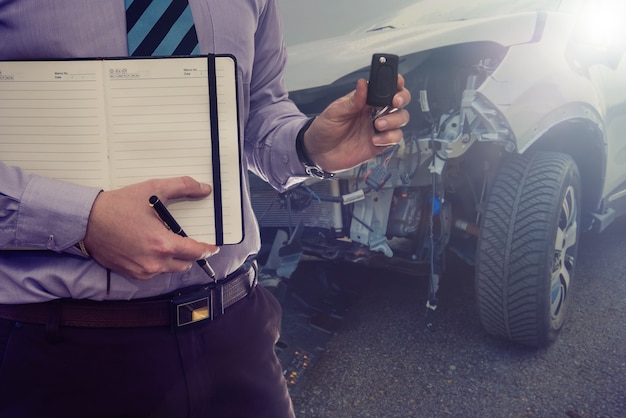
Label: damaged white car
xmin=252 ymin=0 xmax=626 ymax=347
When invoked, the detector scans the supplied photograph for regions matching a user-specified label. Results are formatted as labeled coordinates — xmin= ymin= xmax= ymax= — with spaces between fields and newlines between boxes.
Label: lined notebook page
xmin=103 ymin=58 xmax=217 ymax=242
xmin=0 ymin=60 xmax=109 ymax=187
xmin=0 ymin=56 xmax=243 ymax=245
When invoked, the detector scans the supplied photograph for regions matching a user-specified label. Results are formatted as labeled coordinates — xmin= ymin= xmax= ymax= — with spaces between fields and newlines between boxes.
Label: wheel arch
xmin=523 ymin=116 xmax=606 ymax=232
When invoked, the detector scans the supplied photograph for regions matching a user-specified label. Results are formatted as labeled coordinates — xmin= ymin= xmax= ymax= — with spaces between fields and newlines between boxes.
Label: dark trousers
xmin=0 ymin=286 xmax=294 ymax=418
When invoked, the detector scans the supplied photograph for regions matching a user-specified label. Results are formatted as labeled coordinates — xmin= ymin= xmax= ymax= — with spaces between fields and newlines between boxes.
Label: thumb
xmin=348 ymin=78 xmax=369 ymax=112
xmin=157 ymin=176 xmax=212 ymax=202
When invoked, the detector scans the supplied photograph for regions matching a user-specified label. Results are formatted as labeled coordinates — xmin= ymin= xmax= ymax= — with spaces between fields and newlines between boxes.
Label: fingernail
xmin=200 ymin=183 xmax=211 ymax=193
xmin=376 ymin=119 xmax=388 ymax=130
xmin=375 ymin=141 xmax=395 ymax=147
xmin=396 ymin=96 xmax=404 ymax=107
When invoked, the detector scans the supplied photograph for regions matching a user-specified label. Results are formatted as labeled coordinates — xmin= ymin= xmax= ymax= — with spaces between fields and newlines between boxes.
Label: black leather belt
xmin=0 ymin=261 xmax=257 ymax=329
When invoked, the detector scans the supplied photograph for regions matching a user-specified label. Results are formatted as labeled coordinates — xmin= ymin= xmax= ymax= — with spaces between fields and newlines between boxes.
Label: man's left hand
xmin=302 ymin=75 xmax=411 ymax=173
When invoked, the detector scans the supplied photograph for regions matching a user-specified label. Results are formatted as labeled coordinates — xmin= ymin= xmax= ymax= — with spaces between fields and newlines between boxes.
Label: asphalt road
xmin=275 ymin=215 xmax=626 ymax=418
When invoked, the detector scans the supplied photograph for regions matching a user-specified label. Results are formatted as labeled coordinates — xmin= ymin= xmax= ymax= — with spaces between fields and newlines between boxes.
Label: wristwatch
xmin=295 ymin=117 xmax=335 ymax=180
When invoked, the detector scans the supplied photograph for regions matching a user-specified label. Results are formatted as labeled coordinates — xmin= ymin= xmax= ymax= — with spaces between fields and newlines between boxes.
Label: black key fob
xmin=366 ymin=53 xmax=399 ymax=108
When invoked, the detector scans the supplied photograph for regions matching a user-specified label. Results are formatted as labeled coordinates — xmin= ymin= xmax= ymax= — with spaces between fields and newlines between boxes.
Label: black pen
xmin=149 ymin=195 xmax=217 ymax=281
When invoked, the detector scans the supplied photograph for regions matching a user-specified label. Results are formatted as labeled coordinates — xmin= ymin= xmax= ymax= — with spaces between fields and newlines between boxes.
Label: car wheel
xmin=475 ymin=152 xmax=581 ymax=348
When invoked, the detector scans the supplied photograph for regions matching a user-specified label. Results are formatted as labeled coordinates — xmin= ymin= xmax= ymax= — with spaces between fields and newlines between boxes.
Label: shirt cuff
xmin=17 ymin=175 xmax=101 ymax=251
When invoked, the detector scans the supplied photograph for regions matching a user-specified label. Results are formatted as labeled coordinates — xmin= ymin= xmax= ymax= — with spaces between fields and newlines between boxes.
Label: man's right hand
xmin=82 ymin=176 xmax=219 ymax=280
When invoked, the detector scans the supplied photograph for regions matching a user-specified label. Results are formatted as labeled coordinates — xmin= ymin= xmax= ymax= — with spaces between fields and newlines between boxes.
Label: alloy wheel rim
xmin=551 ymin=185 xmax=577 ymax=323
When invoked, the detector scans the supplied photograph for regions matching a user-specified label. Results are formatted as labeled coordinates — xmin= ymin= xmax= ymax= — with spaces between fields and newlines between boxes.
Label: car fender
xmin=477 ymin=12 xmax=606 ymax=152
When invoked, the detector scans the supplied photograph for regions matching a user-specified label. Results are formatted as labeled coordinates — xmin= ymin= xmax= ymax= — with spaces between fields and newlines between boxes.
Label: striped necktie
xmin=125 ymin=0 xmax=200 ymax=56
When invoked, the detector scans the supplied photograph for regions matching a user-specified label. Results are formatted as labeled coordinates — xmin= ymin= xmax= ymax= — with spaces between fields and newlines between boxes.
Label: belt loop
xmin=106 ymin=268 xmax=111 ymax=296
xmin=45 ymin=300 xmax=63 ymax=343
xmin=215 ymin=283 xmax=224 ymax=319
xmin=248 ymin=261 xmax=258 ymax=299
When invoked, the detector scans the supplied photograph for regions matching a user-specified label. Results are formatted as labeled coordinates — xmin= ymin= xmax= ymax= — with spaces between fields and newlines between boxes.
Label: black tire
xmin=476 ymin=152 xmax=581 ymax=348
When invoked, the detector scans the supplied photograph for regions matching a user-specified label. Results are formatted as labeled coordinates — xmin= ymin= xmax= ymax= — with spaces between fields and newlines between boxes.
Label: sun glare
xmin=578 ymin=0 xmax=626 ymax=47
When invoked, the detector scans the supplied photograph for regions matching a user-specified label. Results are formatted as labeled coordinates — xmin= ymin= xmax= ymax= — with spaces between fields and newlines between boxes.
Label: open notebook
xmin=0 ymin=55 xmax=244 ymax=245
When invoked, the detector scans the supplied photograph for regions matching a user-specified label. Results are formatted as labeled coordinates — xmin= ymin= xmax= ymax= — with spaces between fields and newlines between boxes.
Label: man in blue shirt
xmin=0 ymin=0 xmax=410 ymax=416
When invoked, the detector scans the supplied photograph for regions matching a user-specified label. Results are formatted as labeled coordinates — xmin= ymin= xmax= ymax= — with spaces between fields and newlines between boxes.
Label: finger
xmin=133 ymin=237 xmax=218 ymax=279
xmin=393 ymin=89 xmax=411 ymax=109
xmin=373 ymin=128 xmax=403 ymax=146
xmin=391 ymin=75 xmax=408 ymax=107
xmin=169 ymin=233 xmax=220 ymax=261
xmin=373 ymin=108 xmax=410 ymax=132
xmin=133 ymin=258 xmax=193 ymax=280
xmin=166 ymin=260 xmax=195 ymax=274
xmin=372 ymin=129 xmax=404 ymax=147
xmin=396 ymin=74 xmax=406 ymax=91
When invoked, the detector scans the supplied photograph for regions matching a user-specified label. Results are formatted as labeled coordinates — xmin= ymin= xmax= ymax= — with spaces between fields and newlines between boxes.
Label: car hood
xmin=284 ymin=12 xmax=541 ymax=91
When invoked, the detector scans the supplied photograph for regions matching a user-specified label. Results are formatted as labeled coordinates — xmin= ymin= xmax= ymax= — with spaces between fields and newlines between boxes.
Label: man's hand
xmin=82 ymin=176 xmax=219 ymax=280
xmin=303 ymin=75 xmax=411 ymax=173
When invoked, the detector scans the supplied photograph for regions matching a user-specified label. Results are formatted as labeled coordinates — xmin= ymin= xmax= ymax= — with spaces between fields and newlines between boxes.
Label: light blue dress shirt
xmin=0 ymin=0 xmax=309 ymax=303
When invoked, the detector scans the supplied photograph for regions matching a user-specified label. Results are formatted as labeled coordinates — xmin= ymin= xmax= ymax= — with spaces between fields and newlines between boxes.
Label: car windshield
xmin=279 ymin=0 xmax=566 ymax=45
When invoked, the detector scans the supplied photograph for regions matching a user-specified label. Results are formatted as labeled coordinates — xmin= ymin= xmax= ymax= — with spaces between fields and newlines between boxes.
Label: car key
xmin=367 ymin=53 xmax=399 ymax=112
